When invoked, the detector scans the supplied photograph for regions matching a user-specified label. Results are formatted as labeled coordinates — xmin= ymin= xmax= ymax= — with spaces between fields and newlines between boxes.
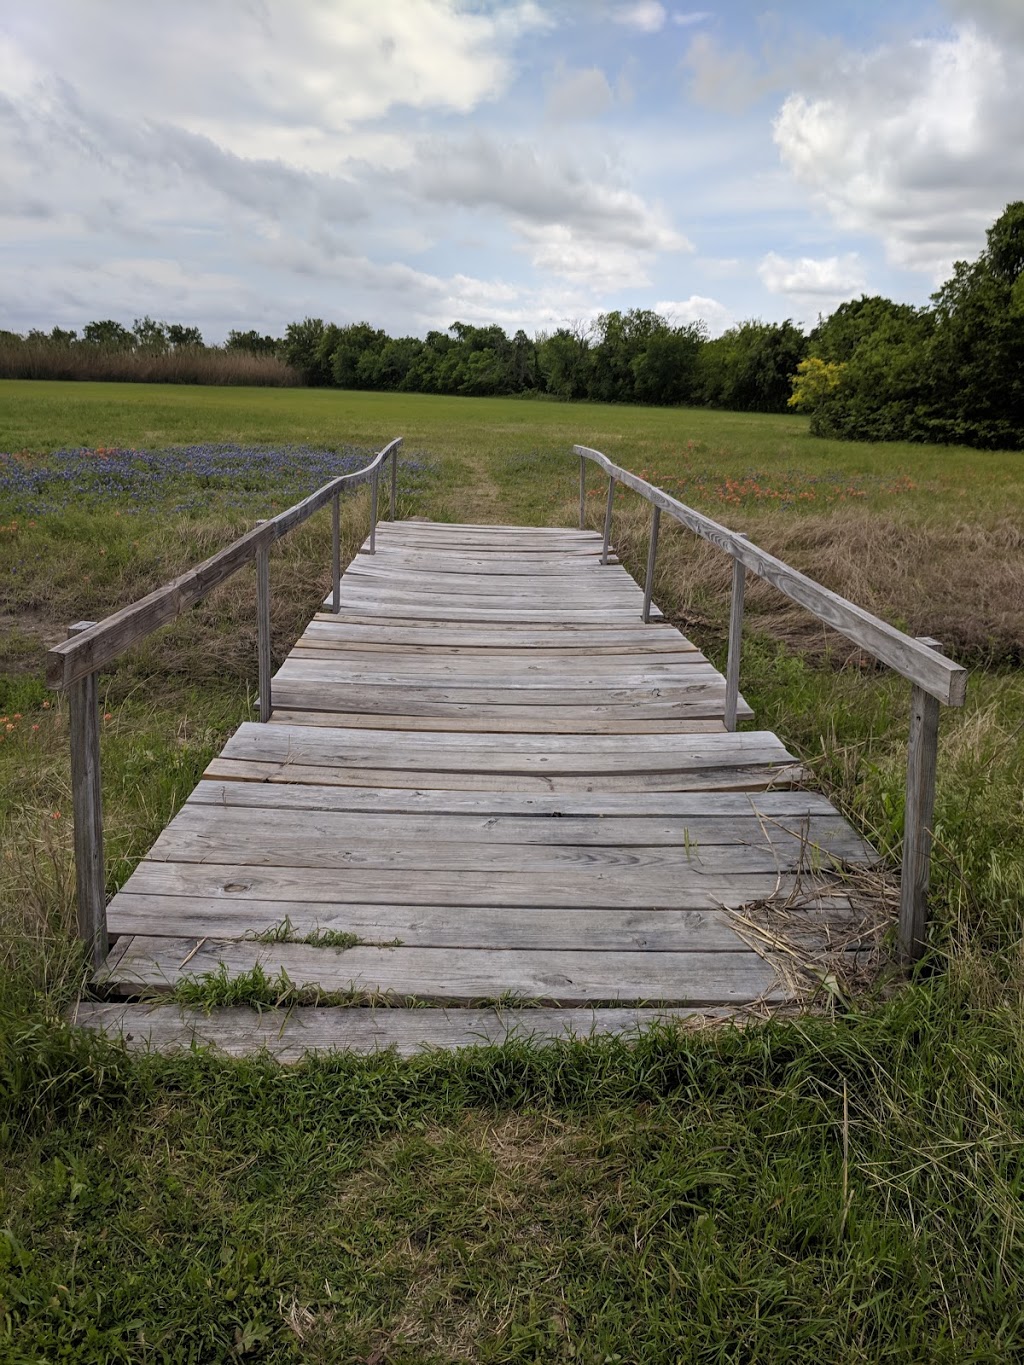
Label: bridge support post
xmin=578 ymin=455 xmax=586 ymax=530
xmin=369 ymin=469 xmax=379 ymax=553
xmin=642 ymin=505 xmax=660 ymax=623
xmin=331 ymin=492 xmax=341 ymax=613
xmin=256 ymin=546 xmax=272 ymax=722
xmin=390 ymin=443 xmax=398 ymax=520
xmin=67 ymin=621 xmax=107 ymax=969
xmin=601 ymin=478 xmax=615 ymax=565
xmin=724 ymin=547 xmax=746 ymax=731
xmin=900 ymin=684 xmax=940 ymax=962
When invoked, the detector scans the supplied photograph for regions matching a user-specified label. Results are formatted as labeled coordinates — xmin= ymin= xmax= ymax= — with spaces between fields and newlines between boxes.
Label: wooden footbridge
xmin=54 ymin=439 xmax=967 ymax=1058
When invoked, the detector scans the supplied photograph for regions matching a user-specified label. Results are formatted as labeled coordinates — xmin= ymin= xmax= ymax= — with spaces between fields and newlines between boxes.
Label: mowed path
xmin=78 ymin=519 xmax=874 ymax=1057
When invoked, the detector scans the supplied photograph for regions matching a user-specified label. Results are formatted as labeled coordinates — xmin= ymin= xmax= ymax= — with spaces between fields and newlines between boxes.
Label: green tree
xmin=166 ymin=324 xmax=203 ymax=348
xmin=283 ymin=318 xmax=332 ymax=386
xmin=700 ymin=320 xmax=807 ymax=413
xmin=82 ymin=319 xmax=135 ymax=348
xmin=537 ymin=326 xmax=591 ymax=400
xmin=809 ymin=296 xmax=922 ymax=364
xmin=630 ymin=322 xmax=706 ymax=405
xmin=328 ymin=322 xmax=388 ymax=388
xmin=225 ymin=330 xmax=280 ymax=355
xmin=132 ymin=316 xmax=169 ymax=351
xmin=922 ymin=202 xmax=1024 ymax=447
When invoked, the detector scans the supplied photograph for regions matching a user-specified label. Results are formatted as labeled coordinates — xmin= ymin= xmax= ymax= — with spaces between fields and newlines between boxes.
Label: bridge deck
xmin=86 ymin=521 xmax=875 ymax=1053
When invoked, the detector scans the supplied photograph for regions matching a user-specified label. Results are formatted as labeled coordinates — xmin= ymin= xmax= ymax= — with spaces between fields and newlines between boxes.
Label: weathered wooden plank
xmin=575 ymin=447 xmax=968 ymax=706
xmin=298 ymin=626 xmax=695 ymax=654
xmin=96 ymin=936 xmax=788 ymax=1005
xmin=268 ymin=708 xmax=730 ymax=734
xmin=146 ymin=824 xmax=867 ymax=875
xmin=330 ymin=577 xmax=645 ymax=597
xmin=203 ymin=757 xmax=802 ymax=792
xmin=325 ymin=596 xmax=657 ymax=620
xmin=310 ymin=613 xmax=666 ymax=635
xmin=320 ymin=601 xmax=655 ymax=623
xmin=366 ymin=548 xmax=620 ymax=564
xmin=70 ymin=1002 xmax=737 ymax=1060
xmin=376 ymin=525 xmax=597 ymax=542
xmin=369 ymin=538 xmax=612 ymax=556
xmin=267 ymin=678 xmax=737 ymax=708
xmin=105 ymin=898 xmax=771 ymax=950
xmin=223 ymin=723 xmax=786 ymax=759
xmin=219 ymin=722 xmax=788 ymax=765
xmin=270 ymin=685 xmax=745 ymax=718
xmin=106 ymin=895 xmax=858 ymax=947
xmin=347 ymin=554 xmax=624 ymax=576
xmin=152 ymin=802 xmax=873 ymax=857
xmin=293 ymin=640 xmax=698 ymax=660
xmin=285 ymin=649 xmax=707 ymax=673
xmin=341 ymin=571 xmax=646 ymax=596
xmin=345 ymin=558 xmax=642 ymax=581
xmin=118 ymin=859 xmax=812 ymax=910
xmin=187 ymin=779 xmax=838 ymax=820
xmin=274 ymin=662 xmax=728 ymax=691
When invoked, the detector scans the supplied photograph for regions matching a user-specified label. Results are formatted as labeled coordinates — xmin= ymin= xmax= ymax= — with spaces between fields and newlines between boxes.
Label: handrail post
xmin=256 ymin=545 xmax=272 ymax=722
xmin=724 ymin=537 xmax=747 ymax=732
xmin=331 ymin=492 xmax=341 ymax=613
xmin=390 ymin=443 xmax=398 ymax=521
xmin=369 ymin=468 xmax=379 ymax=554
xmin=601 ymin=477 xmax=615 ymax=565
xmin=642 ymin=504 xmax=660 ymax=623
xmin=67 ymin=621 xmax=107 ymax=969
xmin=900 ymin=684 xmax=940 ymax=962
xmin=578 ymin=455 xmax=586 ymax=530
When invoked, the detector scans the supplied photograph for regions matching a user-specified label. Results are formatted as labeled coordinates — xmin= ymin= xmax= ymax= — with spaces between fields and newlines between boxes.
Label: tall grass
xmin=0 ymin=341 xmax=300 ymax=386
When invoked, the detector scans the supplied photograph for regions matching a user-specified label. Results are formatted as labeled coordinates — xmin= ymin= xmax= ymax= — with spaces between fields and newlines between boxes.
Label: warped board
xmin=69 ymin=1003 xmax=737 ymax=1061
xmin=83 ymin=519 xmax=876 ymax=1055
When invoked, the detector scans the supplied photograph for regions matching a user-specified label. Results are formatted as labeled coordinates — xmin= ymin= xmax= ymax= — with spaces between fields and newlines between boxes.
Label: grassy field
xmin=2 ymin=380 xmax=1023 ymax=1361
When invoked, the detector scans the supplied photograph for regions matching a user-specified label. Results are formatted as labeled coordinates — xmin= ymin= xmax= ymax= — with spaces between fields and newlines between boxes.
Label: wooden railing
xmin=47 ymin=437 xmax=403 ymax=968
xmin=575 ymin=443 xmax=968 ymax=963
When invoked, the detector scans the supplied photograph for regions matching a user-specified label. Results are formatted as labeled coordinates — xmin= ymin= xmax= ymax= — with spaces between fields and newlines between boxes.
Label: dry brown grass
xmin=0 ymin=342 xmax=300 ymax=386
xmin=583 ymin=496 xmax=1024 ymax=664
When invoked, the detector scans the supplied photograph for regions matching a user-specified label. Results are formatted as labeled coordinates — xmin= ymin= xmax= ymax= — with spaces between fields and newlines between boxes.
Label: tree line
xmin=791 ymin=202 xmax=1024 ymax=450
xmin=2 ymin=203 xmax=1020 ymax=447
xmin=278 ymin=313 xmax=808 ymax=414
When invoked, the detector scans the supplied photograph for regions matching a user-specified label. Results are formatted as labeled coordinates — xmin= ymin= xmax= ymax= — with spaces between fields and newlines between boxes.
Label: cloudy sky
xmin=2 ymin=0 xmax=1023 ymax=342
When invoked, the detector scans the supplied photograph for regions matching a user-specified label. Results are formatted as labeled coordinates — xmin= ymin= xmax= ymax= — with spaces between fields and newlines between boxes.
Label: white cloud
xmin=520 ymin=224 xmax=655 ymax=290
xmin=655 ymin=295 xmax=733 ymax=335
xmin=672 ymin=11 xmax=713 ymax=28
xmin=7 ymin=0 xmax=550 ymax=170
xmin=758 ymin=252 xmax=865 ymax=298
xmin=773 ymin=24 xmax=1024 ymax=276
xmin=757 ymin=253 xmax=866 ymax=321
xmin=546 ymin=66 xmax=614 ymax=122
xmin=612 ymin=3 xmax=667 ymax=34
xmin=409 ymin=134 xmax=691 ymax=253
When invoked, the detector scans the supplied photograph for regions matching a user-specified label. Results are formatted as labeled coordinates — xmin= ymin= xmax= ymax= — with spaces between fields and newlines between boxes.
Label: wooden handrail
xmin=47 ymin=437 xmax=402 ymax=691
xmin=575 ymin=444 xmax=966 ymax=706
xmin=51 ymin=435 xmax=402 ymax=968
xmin=576 ymin=442 xmax=968 ymax=963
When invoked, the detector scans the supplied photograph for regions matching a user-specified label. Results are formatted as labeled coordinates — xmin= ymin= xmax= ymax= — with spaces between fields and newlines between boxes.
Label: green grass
xmin=1 ymin=381 xmax=1023 ymax=1360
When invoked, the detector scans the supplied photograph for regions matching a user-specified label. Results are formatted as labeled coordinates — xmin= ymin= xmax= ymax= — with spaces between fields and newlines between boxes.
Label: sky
xmin=2 ymin=0 xmax=1023 ymax=343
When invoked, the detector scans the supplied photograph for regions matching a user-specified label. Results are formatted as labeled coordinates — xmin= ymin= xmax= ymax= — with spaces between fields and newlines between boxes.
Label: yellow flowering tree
xmin=787 ymin=357 xmax=846 ymax=412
